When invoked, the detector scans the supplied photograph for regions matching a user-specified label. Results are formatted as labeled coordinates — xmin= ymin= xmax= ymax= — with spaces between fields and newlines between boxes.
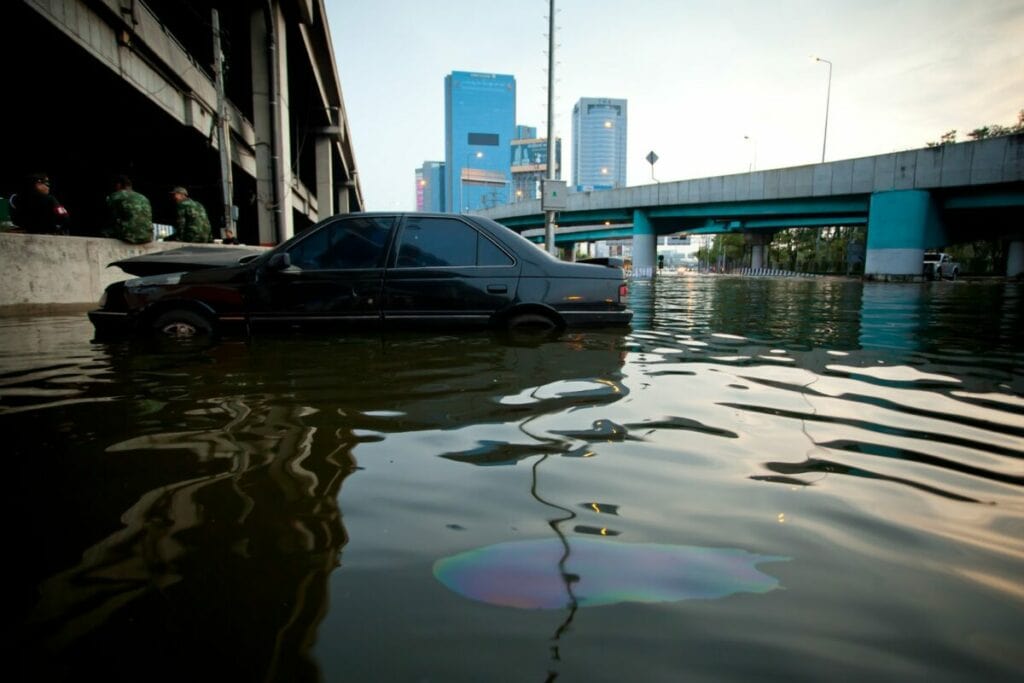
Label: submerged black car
xmin=89 ymin=212 xmax=632 ymax=338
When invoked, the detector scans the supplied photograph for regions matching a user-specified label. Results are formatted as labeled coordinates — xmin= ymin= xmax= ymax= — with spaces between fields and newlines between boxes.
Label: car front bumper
xmin=88 ymin=309 xmax=135 ymax=338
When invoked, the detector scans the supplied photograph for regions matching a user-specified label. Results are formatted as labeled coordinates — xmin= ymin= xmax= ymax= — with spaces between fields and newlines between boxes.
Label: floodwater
xmin=7 ymin=275 xmax=1023 ymax=682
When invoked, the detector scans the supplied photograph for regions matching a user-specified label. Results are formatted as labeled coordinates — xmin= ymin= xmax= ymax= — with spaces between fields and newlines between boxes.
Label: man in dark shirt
xmin=9 ymin=172 xmax=69 ymax=234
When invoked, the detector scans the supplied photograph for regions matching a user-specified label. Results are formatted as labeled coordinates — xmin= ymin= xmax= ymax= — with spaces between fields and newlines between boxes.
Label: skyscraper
xmin=572 ymin=97 xmax=627 ymax=191
xmin=511 ymin=125 xmax=561 ymax=202
xmin=416 ymin=161 xmax=445 ymax=212
xmin=445 ymin=71 xmax=516 ymax=212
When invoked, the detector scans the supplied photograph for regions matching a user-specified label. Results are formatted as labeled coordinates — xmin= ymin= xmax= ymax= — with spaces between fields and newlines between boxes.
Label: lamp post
xmin=813 ymin=56 xmax=832 ymax=163
xmin=543 ymin=0 xmax=557 ymax=254
xmin=743 ymin=135 xmax=757 ymax=172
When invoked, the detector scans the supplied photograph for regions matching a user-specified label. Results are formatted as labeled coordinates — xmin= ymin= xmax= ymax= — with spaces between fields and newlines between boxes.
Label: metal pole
xmin=816 ymin=57 xmax=832 ymax=163
xmin=212 ymin=9 xmax=234 ymax=236
xmin=544 ymin=0 xmax=557 ymax=255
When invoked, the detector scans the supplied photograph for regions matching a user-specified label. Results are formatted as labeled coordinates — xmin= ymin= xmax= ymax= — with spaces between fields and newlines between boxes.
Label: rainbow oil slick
xmin=433 ymin=537 xmax=789 ymax=609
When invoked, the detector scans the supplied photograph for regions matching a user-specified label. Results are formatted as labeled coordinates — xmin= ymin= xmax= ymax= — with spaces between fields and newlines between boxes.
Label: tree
xmin=930 ymin=108 xmax=1023 ymax=146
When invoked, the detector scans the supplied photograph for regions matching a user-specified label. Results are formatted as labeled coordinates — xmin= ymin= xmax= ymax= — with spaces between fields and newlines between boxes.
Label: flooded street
xmin=8 ymin=275 xmax=1023 ymax=682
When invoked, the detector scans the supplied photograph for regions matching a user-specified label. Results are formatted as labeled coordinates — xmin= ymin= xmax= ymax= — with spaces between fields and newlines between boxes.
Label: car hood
xmin=110 ymin=245 xmax=267 ymax=276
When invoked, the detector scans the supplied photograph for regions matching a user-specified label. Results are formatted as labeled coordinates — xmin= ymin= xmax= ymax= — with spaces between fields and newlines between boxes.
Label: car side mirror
xmin=267 ymin=252 xmax=292 ymax=271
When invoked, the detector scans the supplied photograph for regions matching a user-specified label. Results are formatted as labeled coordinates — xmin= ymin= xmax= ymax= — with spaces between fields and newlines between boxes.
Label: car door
xmin=381 ymin=216 xmax=519 ymax=328
xmin=249 ymin=215 xmax=395 ymax=331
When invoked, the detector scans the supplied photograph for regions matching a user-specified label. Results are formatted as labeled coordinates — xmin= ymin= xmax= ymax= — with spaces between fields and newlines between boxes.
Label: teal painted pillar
xmin=632 ymin=209 xmax=657 ymax=278
xmin=1007 ymin=240 xmax=1024 ymax=278
xmin=865 ymin=190 xmax=945 ymax=280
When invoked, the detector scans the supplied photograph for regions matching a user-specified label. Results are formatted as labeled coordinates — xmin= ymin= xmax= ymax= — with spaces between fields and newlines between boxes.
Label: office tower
xmin=511 ymin=126 xmax=561 ymax=201
xmin=572 ymin=97 xmax=627 ymax=191
xmin=416 ymin=161 xmax=445 ymax=212
xmin=445 ymin=71 xmax=516 ymax=212
xmin=415 ymin=168 xmax=425 ymax=211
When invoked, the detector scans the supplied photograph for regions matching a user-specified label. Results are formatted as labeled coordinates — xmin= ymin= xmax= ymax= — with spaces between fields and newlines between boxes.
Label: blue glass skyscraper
xmin=572 ymin=97 xmax=627 ymax=191
xmin=445 ymin=71 xmax=516 ymax=212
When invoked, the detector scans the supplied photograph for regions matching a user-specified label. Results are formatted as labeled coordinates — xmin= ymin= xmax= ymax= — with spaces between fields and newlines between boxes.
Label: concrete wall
xmin=0 ymin=234 xmax=258 ymax=311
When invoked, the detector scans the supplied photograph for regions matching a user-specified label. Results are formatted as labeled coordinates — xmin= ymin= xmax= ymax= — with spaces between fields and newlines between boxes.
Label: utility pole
xmin=212 ymin=9 xmax=234 ymax=236
xmin=544 ymin=0 xmax=557 ymax=255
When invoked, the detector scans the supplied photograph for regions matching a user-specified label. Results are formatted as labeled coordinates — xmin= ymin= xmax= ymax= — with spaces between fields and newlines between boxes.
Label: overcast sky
xmin=325 ymin=0 xmax=1024 ymax=211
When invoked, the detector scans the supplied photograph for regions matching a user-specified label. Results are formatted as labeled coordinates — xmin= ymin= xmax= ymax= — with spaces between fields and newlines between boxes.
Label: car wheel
xmin=506 ymin=312 xmax=559 ymax=331
xmin=950 ymin=269 xmax=958 ymax=281
xmin=152 ymin=310 xmax=213 ymax=339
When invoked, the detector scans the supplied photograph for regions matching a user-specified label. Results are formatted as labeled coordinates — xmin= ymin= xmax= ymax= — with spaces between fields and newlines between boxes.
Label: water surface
xmin=8 ymin=276 xmax=1023 ymax=682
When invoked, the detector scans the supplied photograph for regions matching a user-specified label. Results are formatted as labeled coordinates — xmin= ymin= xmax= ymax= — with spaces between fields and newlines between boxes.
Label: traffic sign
xmin=541 ymin=179 xmax=567 ymax=210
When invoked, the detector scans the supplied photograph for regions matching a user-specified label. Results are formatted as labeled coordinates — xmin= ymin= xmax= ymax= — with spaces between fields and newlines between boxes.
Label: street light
xmin=743 ymin=135 xmax=757 ymax=172
xmin=812 ymin=56 xmax=832 ymax=163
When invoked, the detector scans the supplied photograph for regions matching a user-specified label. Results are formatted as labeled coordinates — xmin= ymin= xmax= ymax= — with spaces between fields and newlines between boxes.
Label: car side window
xmin=288 ymin=217 xmax=393 ymax=270
xmin=478 ymin=235 xmax=514 ymax=266
xmin=395 ymin=218 xmax=512 ymax=268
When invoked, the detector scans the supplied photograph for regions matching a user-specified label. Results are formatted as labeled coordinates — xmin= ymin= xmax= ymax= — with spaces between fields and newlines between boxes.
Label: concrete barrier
xmin=0 ymin=233 xmax=264 ymax=312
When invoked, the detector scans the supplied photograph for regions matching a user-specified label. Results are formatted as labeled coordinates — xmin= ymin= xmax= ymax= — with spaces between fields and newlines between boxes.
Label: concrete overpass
xmin=4 ymin=0 xmax=362 ymax=246
xmin=477 ymin=136 xmax=1024 ymax=279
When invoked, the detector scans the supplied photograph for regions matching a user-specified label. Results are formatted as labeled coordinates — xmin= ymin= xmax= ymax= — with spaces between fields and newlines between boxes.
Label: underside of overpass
xmin=3 ymin=0 xmax=362 ymax=246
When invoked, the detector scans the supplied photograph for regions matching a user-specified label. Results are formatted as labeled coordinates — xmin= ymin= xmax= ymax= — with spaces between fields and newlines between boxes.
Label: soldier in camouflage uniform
xmin=105 ymin=175 xmax=153 ymax=243
xmin=168 ymin=186 xmax=211 ymax=243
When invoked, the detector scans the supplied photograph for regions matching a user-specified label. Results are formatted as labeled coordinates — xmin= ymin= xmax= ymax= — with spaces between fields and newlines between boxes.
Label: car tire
xmin=950 ymin=269 xmax=958 ymax=281
xmin=152 ymin=310 xmax=213 ymax=339
xmin=506 ymin=312 xmax=558 ymax=331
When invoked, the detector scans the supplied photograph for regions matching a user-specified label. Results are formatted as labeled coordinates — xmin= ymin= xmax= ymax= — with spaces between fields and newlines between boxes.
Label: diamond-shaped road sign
xmin=646 ymin=151 xmax=659 ymax=165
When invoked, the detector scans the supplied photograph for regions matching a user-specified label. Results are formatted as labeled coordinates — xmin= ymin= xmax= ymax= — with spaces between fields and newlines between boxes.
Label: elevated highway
xmin=478 ymin=136 xmax=1024 ymax=278
xmin=5 ymin=0 xmax=362 ymax=246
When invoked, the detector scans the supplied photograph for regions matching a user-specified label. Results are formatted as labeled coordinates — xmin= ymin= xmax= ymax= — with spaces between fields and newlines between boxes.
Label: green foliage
xmin=931 ymin=108 xmax=1023 ymax=145
xmin=696 ymin=226 xmax=865 ymax=274
xmin=946 ymin=241 xmax=1007 ymax=275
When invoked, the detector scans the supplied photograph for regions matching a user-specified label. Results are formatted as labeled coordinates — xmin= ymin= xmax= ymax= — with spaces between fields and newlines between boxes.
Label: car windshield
xmin=923 ymin=254 xmax=939 ymax=262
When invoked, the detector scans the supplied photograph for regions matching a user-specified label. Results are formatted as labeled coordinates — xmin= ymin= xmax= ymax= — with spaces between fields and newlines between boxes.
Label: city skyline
xmin=326 ymin=0 xmax=1024 ymax=211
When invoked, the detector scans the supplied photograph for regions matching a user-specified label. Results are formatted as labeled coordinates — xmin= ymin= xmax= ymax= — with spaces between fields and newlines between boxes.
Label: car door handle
xmin=486 ymin=284 xmax=508 ymax=293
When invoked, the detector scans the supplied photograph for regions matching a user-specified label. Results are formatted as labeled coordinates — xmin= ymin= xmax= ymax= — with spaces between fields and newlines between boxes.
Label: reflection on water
xmin=6 ymin=276 xmax=1023 ymax=682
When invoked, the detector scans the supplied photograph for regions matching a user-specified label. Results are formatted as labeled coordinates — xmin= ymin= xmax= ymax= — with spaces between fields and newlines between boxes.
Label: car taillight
xmin=618 ymin=283 xmax=628 ymax=301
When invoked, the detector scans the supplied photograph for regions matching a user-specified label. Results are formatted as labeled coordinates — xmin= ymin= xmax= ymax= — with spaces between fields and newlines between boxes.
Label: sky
xmin=325 ymin=0 xmax=1024 ymax=211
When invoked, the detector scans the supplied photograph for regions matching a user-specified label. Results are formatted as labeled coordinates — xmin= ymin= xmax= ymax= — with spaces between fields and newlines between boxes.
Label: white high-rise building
xmin=571 ymin=97 xmax=627 ymax=191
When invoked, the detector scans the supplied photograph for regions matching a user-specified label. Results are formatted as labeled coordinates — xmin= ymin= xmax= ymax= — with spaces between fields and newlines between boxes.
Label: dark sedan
xmin=89 ymin=212 xmax=632 ymax=338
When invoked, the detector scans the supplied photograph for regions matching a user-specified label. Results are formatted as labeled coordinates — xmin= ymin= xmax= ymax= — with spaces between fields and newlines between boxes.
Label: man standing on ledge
xmin=105 ymin=175 xmax=152 ymax=243
xmin=168 ymin=186 xmax=211 ymax=243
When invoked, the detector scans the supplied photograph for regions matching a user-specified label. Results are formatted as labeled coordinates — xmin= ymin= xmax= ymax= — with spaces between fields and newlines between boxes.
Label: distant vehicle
xmin=922 ymin=252 xmax=961 ymax=280
xmin=89 ymin=212 xmax=632 ymax=339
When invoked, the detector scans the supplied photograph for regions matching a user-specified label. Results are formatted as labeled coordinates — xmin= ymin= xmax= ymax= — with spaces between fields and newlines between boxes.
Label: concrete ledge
xmin=0 ymin=233 xmax=262 ymax=309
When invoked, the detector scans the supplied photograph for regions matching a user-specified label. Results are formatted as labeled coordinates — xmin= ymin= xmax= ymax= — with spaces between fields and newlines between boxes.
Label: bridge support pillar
xmin=632 ymin=210 xmax=657 ymax=278
xmin=1007 ymin=240 xmax=1024 ymax=278
xmin=747 ymin=232 xmax=771 ymax=270
xmin=251 ymin=5 xmax=294 ymax=244
xmin=316 ymin=135 xmax=334 ymax=220
xmin=865 ymin=190 xmax=945 ymax=281
xmin=565 ymin=242 xmax=577 ymax=262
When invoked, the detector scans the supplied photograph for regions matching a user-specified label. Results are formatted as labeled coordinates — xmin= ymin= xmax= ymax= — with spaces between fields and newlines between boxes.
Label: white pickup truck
xmin=922 ymin=252 xmax=961 ymax=280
